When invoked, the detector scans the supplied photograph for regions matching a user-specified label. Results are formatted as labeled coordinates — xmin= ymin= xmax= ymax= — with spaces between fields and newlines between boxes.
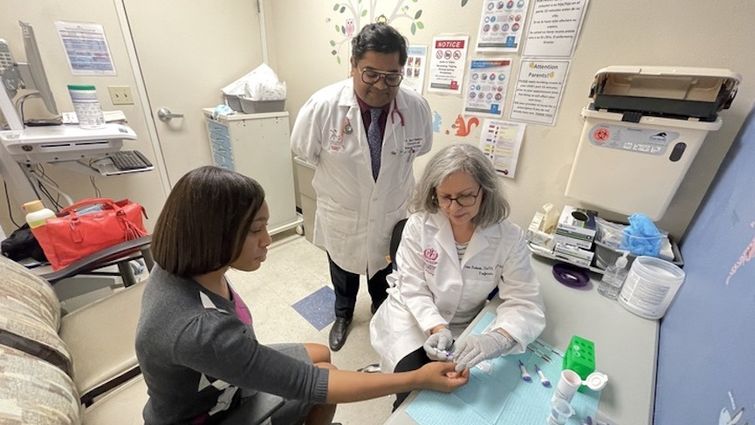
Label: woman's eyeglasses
xmin=360 ymin=68 xmax=403 ymax=87
xmin=436 ymin=186 xmax=482 ymax=208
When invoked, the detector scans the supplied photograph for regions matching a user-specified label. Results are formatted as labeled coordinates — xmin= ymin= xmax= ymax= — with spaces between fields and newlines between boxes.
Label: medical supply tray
xmin=527 ymin=236 xmax=684 ymax=275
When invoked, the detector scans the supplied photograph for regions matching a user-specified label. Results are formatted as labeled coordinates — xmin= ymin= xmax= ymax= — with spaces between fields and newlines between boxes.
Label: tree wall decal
xmin=326 ymin=0 xmax=425 ymax=64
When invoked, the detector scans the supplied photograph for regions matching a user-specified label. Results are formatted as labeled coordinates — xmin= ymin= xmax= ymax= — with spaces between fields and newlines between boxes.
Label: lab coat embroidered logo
xmin=423 ymin=248 xmax=439 ymax=262
xmin=423 ymin=247 xmax=439 ymax=276
xmin=327 ymin=128 xmax=344 ymax=152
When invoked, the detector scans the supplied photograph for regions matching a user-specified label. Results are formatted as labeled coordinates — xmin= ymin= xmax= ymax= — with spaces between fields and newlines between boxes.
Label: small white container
xmin=23 ymin=200 xmax=55 ymax=229
xmin=547 ymin=397 xmax=575 ymax=425
xmin=68 ymin=84 xmax=105 ymax=129
xmin=619 ymin=256 xmax=686 ymax=319
xmin=551 ymin=369 xmax=582 ymax=403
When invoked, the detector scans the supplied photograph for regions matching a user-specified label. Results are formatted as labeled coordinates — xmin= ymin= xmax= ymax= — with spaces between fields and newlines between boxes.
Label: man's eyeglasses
xmin=436 ymin=186 xmax=482 ymax=208
xmin=360 ymin=68 xmax=403 ymax=87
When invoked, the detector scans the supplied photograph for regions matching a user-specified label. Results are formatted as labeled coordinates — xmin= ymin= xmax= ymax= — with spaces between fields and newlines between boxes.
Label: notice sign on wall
xmin=428 ymin=35 xmax=469 ymax=94
xmin=475 ymin=0 xmax=531 ymax=53
xmin=403 ymin=45 xmax=428 ymax=94
xmin=479 ymin=119 xmax=526 ymax=178
xmin=463 ymin=58 xmax=512 ymax=118
xmin=523 ymin=0 xmax=589 ymax=57
xmin=509 ymin=59 xmax=570 ymax=126
xmin=55 ymin=21 xmax=116 ymax=75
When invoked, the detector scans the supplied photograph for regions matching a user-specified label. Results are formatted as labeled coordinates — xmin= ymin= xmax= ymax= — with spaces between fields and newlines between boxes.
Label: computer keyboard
xmin=109 ymin=150 xmax=153 ymax=171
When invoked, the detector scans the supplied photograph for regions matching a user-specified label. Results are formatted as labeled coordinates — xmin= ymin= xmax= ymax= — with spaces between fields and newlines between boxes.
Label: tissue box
xmin=555 ymin=206 xmax=597 ymax=249
xmin=239 ymin=97 xmax=286 ymax=114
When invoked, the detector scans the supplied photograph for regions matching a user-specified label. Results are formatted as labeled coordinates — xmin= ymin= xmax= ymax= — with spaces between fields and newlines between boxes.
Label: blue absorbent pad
xmin=291 ymin=286 xmax=335 ymax=331
xmin=406 ymin=312 xmax=601 ymax=425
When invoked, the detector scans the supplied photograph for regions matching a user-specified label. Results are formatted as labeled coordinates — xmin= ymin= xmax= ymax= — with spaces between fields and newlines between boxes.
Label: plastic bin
xmin=239 ymin=96 xmax=285 ymax=114
xmin=594 ymin=238 xmax=683 ymax=270
xmin=224 ymin=94 xmax=243 ymax=112
xmin=594 ymin=240 xmax=636 ymax=270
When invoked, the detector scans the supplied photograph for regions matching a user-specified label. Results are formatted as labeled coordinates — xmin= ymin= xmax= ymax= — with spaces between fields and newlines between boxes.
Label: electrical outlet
xmin=108 ymin=85 xmax=134 ymax=105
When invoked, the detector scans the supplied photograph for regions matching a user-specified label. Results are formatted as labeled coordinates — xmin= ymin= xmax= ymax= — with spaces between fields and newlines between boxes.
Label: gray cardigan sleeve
xmin=173 ymin=311 xmax=329 ymax=403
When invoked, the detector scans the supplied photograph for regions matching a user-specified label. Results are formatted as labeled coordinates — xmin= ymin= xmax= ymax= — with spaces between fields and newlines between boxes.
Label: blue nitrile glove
xmin=423 ymin=327 xmax=454 ymax=361
xmin=621 ymin=213 xmax=662 ymax=256
xmin=452 ymin=331 xmax=516 ymax=372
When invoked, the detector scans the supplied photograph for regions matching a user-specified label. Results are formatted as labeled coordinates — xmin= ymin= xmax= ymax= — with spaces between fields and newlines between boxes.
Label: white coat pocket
xmin=320 ymin=199 xmax=358 ymax=243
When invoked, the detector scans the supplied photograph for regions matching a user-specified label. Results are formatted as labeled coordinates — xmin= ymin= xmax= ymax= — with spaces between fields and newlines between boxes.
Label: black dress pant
xmin=392 ymin=347 xmax=432 ymax=411
xmin=327 ymin=252 xmax=391 ymax=319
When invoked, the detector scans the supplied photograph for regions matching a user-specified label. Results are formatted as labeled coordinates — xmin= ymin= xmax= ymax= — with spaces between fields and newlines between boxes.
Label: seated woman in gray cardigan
xmin=135 ymin=165 xmax=468 ymax=425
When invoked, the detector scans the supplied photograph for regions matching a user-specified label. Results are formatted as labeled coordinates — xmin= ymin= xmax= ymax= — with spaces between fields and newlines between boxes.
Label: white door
xmin=120 ymin=0 xmax=264 ymax=185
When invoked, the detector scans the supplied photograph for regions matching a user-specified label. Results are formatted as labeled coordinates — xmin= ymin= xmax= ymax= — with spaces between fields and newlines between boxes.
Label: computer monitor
xmin=18 ymin=21 xmax=58 ymax=117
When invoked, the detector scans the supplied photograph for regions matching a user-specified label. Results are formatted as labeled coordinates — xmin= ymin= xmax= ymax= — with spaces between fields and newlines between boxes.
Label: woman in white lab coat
xmin=369 ymin=144 xmax=545 ymax=409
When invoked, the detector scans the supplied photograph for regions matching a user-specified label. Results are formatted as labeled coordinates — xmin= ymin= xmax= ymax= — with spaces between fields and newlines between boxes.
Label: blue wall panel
xmin=655 ymin=108 xmax=755 ymax=425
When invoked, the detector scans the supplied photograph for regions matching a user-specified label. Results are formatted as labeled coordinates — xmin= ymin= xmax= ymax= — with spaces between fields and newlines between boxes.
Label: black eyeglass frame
xmin=435 ymin=186 xmax=482 ymax=208
xmin=359 ymin=68 xmax=404 ymax=87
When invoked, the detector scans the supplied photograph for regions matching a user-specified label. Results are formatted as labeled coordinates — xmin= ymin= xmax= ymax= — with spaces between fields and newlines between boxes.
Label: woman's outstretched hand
xmin=415 ymin=361 xmax=469 ymax=392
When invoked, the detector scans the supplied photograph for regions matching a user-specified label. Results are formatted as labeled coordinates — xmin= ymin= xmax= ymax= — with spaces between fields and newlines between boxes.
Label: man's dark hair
xmin=351 ymin=23 xmax=408 ymax=66
xmin=152 ymin=166 xmax=265 ymax=277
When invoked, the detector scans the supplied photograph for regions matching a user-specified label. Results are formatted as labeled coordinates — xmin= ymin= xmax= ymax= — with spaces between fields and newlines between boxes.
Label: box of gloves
xmin=554 ymin=205 xmax=598 ymax=250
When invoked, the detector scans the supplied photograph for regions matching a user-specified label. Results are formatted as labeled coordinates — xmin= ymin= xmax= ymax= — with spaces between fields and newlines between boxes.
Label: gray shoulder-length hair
xmin=411 ymin=144 xmax=510 ymax=227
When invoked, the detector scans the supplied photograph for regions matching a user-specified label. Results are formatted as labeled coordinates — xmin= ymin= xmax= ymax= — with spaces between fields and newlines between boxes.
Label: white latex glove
xmin=452 ymin=331 xmax=516 ymax=372
xmin=423 ymin=327 xmax=454 ymax=361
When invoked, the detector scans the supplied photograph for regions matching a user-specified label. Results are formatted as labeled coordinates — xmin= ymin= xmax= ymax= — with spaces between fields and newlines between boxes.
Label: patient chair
xmin=0 ymin=253 xmax=146 ymax=404
xmin=389 ymin=218 xmax=409 ymax=271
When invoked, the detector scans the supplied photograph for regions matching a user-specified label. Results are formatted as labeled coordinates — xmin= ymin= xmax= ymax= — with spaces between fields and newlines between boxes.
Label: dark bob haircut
xmin=152 ymin=166 xmax=265 ymax=277
xmin=351 ymin=23 xmax=408 ymax=66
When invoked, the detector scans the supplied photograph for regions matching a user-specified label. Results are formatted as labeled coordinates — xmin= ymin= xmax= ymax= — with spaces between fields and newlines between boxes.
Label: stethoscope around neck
xmin=341 ymin=98 xmax=405 ymax=136
xmin=338 ymin=98 xmax=410 ymax=157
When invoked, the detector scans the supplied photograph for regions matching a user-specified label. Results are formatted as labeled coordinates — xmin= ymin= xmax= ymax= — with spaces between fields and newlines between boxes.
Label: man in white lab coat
xmin=291 ymin=23 xmax=432 ymax=351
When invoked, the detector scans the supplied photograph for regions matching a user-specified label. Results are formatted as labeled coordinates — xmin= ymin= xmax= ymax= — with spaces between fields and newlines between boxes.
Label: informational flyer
xmin=428 ymin=35 xmax=469 ymax=94
xmin=475 ymin=0 xmax=532 ymax=53
xmin=479 ymin=119 xmax=526 ymax=178
xmin=463 ymin=58 xmax=512 ymax=118
xmin=523 ymin=0 xmax=589 ymax=57
xmin=403 ymin=45 xmax=428 ymax=94
xmin=509 ymin=59 xmax=570 ymax=126
xmin=55 ymin=21 xmax=116 ymax=75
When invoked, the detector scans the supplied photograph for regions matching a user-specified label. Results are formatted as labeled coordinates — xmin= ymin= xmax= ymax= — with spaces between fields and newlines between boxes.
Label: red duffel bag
xmin=31 ymin=198 xmax=148 ymax=270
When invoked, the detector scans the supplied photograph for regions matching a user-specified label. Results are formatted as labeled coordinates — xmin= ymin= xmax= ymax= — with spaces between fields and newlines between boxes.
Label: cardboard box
xmin=555 ymin=206 xmax=597 ymax=249
xmin=555 ymin=243 xmax=595 ymax=264
xmin=553 ymin=250 xmax=592 ymax=268
xmin=554 ymin=233 xmax=593 ymax=250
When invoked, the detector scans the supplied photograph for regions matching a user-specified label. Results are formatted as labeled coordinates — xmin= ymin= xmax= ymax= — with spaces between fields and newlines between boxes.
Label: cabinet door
xmin=229 ymin=114 xmax=298 ymax=234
